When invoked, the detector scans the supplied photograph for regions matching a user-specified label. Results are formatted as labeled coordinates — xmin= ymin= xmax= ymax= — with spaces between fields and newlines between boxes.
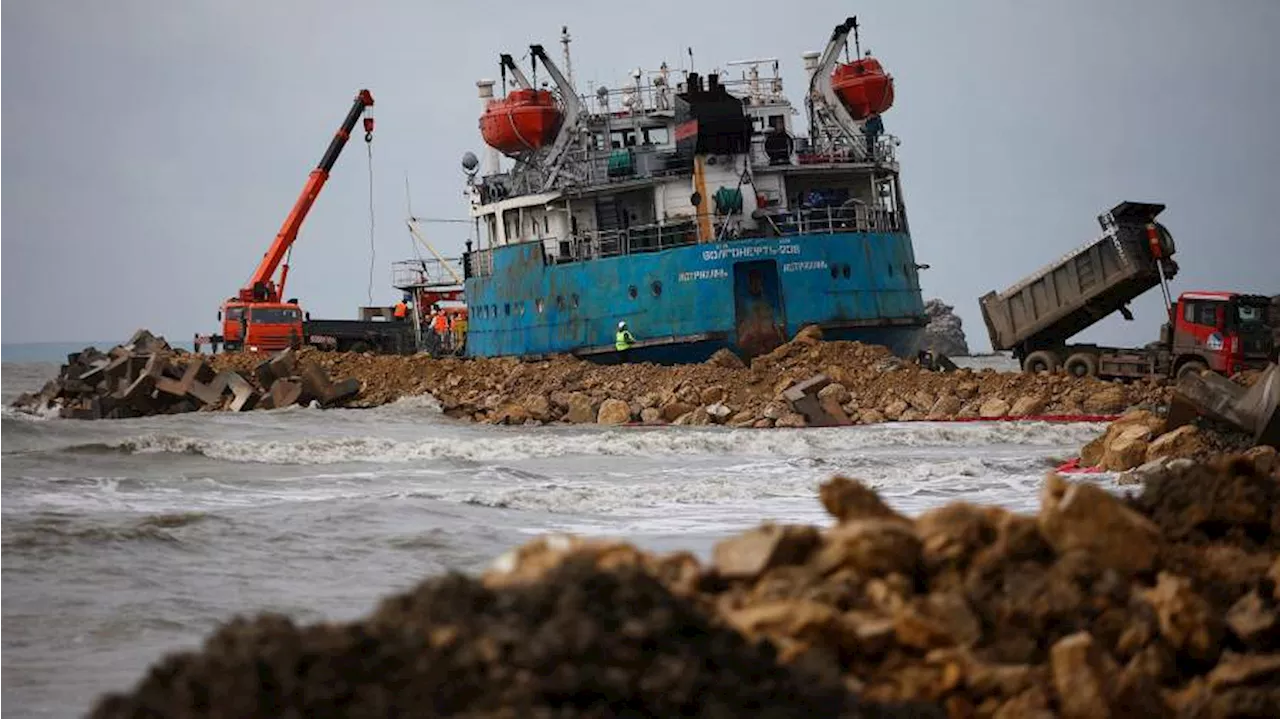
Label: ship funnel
xmin=476 ymin=79 xmax=500 ymax=175
xmin=802 ymin=51 xmax=820 ymax=75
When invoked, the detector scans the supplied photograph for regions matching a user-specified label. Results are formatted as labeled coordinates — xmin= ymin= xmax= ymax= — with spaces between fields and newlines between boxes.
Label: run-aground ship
xmin=450 ymin=17 xmax=927 ymax=362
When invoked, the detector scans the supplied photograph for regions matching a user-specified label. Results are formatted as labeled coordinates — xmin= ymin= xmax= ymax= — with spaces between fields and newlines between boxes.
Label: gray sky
xmin=4 ymin=0 xmax=1278 ymax=349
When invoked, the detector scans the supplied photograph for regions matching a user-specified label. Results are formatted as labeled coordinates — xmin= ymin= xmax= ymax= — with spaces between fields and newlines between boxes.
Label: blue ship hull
xmin=463 ymin=231 xmax=927 ymax=363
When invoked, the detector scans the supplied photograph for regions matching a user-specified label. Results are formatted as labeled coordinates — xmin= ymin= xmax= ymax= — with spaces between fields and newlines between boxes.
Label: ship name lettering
xmin=700 ymin=243 xmax=800 ymax=261
xmin=783 ymin=260 xmax=828 ymax=273
xmin=678 ymin=268 xmax=729 ymax=282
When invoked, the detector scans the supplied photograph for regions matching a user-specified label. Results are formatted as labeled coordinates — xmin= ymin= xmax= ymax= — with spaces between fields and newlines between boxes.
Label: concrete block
xmin=268 ymin=348 xmax=298 ymax=379
xmin=78 ymin=358 xmax=112 ymax=386
xmin=1169 ymin=363 xmax=1280 ymax=448
xmin=783 ymin=374 xmax=843 ymax=427
xmin=218 ymin=371 xmax=260 ymax=412
xmin=157 ymin=359 xmax=215 ymax=399
xmin=325 ymin=378 xmax=361 ymax=405
xmin=268 ymin=378 xmax=304 ymax=409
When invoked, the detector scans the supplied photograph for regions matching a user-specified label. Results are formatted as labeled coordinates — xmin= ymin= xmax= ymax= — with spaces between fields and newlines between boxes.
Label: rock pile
xmin=921 ymin=298 xmax=971 ymax=357
xmin=91 ymin=461 xmax=1279 ymax=717
xmin=10 ymin=331 xmax=360 ymax=419
xmin=198 ymin=328 xmax=1167 ymax=427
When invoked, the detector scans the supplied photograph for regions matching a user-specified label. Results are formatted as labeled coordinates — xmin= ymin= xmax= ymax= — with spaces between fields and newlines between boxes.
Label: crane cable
xmin=365 ymin=134 xmax=376 ymax=306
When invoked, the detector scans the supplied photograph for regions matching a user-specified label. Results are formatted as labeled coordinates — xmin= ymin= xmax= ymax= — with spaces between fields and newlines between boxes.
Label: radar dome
xmin=461 ymin=151 xmax=479 ymax=173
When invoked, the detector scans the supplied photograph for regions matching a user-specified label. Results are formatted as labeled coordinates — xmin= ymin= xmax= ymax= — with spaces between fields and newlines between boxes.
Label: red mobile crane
xmin=215 ymin=89 xmax=375 ymax=351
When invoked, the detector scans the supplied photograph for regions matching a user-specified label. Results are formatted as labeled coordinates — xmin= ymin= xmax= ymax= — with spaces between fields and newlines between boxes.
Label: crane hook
xmin=363 ymin=115 xmax=375 ymax=143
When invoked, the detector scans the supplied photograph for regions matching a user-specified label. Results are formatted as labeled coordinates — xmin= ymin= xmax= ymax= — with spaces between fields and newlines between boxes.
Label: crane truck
xmin=979 ymin=201 xmax=1274 ymax=381
xmin=213 ymin=89 xmax=376 ymax=352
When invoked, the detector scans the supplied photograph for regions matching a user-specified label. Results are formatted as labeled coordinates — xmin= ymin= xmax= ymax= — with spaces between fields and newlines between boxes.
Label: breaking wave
xmin=60 ymin=421 xmax=1104 ymax=465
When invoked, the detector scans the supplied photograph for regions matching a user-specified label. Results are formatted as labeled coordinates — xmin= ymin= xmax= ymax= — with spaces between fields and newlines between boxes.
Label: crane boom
xmin=241 ymin=89 xmax=375 ymax=302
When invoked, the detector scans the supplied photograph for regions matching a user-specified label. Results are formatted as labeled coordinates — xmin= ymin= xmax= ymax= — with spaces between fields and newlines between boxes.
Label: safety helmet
xmin=618 ymin=321 xmax=627 ymax=328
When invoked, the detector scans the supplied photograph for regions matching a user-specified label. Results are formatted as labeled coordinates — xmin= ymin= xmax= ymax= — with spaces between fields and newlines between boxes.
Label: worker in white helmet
xmin=615 ymin=320 xmax=636 ymax=361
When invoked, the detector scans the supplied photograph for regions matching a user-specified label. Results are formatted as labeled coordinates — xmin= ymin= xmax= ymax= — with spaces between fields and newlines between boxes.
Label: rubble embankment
xmin=13 ymin=325 xmax=1176 ymax=425
xmin=211 ymin=325 xmax=1168 ymax=428
xmin=91 ymin=452 xmax=1280 ymax=718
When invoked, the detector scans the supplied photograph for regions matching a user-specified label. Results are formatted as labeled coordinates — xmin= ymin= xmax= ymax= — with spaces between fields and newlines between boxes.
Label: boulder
xmin=565 ymin=393 xmax=597 ymax=423
xmin=519 ymin=393 xmax=553 ymax=422
xmin=711 ymin=524 xmax=820 ymax=580
xmin=705 ymin=348 xmax=746 ymax=369
xmin=1050 ymin=632 xmax=1119 ymax=719
xmin=639 ymin=407 xmax=663 ymax=424
xmin=1101 ymin=424 xmax=1154 ymax=471
xmin=596 ymin=398 xmax=632 ymax=425
xmin=659 ymin=400 xmax=696 ymax=422
xmin=700 ymin=386 xmax=726 ymax=405
xmin=1009 ymin=394 xmax=1048 ymax=417
xmin=898 ymin=408 xmax=925 ymax=422
xmin=858 ymin=409 xmax=888 ymax=425
xmin=927 ymin=395 xmax=963 ymax=420
xmin=1145 ymin=425 xmax=1207 ymax=463
xmin=979 ymin=398 xmax=1011 ymax=419
xmin=882 ymin=399 xmax=909 ymax=421
xmin=761 ymin=402 xmax=788 ymax=420
xmin=818 ymin=477 xmax=907 ymax=524
xmin=1225 ymin=590 xmax=1277 ymax=645
xmin=704 ymin=402 xmax=733 ymax=424
xmin=810 ymin=519 xmax=922 ymax=577
xmin=1083 ymin=386 xmax=1129 ymax=414
xmin=792 ymin=324 xmax=823 ymax=345
xmin=817 ymin=382 xmax=850 ymax=405
xmin=774 ymin=412 xmax=807 ymax=428
xmin=1141 ymin=572 xmax=1221 ymax=661
xmin=1038 ymin=474 xmax=1160 ymax=574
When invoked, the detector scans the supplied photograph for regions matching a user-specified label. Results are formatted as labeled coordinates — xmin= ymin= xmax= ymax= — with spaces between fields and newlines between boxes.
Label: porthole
xmin=536 ymin=298 xmax=545 ymax=314
xmin=571 ymin=293 xmax=580 ymax=309
xmin=628 ymin=285 xmax=638 ymax=299
xmin=842 ymin=264 xmax=851 ymax=279
xmin=651 ymin=281 xmax=662 ymax=297
xmin=830 ymin=265 xmax=839 ymax=279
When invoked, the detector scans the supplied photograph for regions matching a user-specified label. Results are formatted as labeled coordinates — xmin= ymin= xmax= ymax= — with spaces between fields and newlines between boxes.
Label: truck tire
xmin=1063 ymin=352 xmax=1099 ymax=378
xmin=1176 ymin=360 xmax=1208 ymax=381
xmin=1023 ymin=350 xmax=1060 ymax=374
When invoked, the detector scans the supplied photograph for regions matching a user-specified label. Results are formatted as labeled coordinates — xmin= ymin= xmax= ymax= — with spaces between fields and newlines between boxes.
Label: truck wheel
xmin=1023 ymin=350 xmax=1060 ymax=374
xmin=1063 ymin=352 xmax=1099 ymax=378
xmin=1176 ymin=360 xmax=1208 ymax=381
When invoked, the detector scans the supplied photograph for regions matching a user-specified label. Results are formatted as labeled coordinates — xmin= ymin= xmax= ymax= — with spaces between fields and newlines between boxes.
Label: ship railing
xmin=545 ymin=205 xmax=899 ymax=263
xmin=462 ymin=248 xmax=494 ymax=278
xmin=392 ymin=258 xmax=466 ymax=288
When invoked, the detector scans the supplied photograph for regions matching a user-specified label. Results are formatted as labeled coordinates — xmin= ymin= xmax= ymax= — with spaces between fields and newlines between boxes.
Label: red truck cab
xmin=1171 ymin=291 xmax=1273 ymax=377
xmin=219 ymin=300 xmax=305 ymax=352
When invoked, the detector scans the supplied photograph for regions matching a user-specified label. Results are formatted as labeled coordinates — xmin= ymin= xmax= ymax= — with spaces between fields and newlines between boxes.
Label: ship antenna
xmin=561 ymin=26 xmax=576 ymax=89
xmin=852 ymin=16 xmax=861 ymax=59
xmin=688 ymin=46 xmax=694 ymax=72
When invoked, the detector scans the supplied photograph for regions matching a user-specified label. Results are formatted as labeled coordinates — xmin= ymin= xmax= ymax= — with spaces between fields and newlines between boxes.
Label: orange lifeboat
xmin=479 ymin=89 xmax=563 ymax=155
xmin=831 ymin=57 xmax=894 ymax=121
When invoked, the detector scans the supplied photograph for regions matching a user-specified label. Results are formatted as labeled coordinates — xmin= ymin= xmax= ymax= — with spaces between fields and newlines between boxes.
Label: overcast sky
xmin=3 ymin=0 xmax=1278 ymax=350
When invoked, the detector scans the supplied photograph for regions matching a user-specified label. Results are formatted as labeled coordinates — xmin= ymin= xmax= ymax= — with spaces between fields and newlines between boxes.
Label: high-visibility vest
xmin=393 ymin=302 xmax=407 ymax=318
xmin=615 ymin=329 xmax=635 ymax=351
xmin=433 ymin=314 xmax=448 ymax=332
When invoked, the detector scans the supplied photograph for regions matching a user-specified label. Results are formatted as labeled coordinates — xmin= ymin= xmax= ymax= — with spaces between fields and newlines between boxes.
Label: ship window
xmin=543 ymin=216 xmax=549 ymax=234
xmin=643 ymin=127 xmax=669 ymax=145
xmin=842 ymin=264 xmax=851 ymax=279
xmin=651 ymin=281 xmax=662 ymax=297
xmin=492 ymin=305 xmax=498 ymax=318
xmin=504 ymin=303 xmax=510 ymax=316
xmin=556 ymin=295 xmax=565 ymax=311
xmin=571 ymin=293 xmax=580 ymax=309
xmin=518 ymin=302 xmax=526 ymax=316
xmin=536 ymin=298 xmax=544 ymax=314
xmin=628 ymin=285 xmax=638 ymax=299
xmin=831 ymin=265 xmax=839 ymax=280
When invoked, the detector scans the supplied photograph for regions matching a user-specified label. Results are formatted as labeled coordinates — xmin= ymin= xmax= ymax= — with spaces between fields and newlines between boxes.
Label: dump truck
xmin=979 ymin=201 xmax=1274 ymax=380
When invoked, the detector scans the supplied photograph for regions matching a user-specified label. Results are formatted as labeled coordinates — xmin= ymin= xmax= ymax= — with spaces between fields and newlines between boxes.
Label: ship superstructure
xmin=456 ymin=17 xmax=927 ymax=362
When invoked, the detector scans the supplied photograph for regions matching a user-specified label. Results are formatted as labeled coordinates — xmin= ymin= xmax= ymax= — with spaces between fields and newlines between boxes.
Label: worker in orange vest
xmin=393 ymin=298 xmax=408 ymax=321
xmin=432 ymin=309 xmax=450 ymax=351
